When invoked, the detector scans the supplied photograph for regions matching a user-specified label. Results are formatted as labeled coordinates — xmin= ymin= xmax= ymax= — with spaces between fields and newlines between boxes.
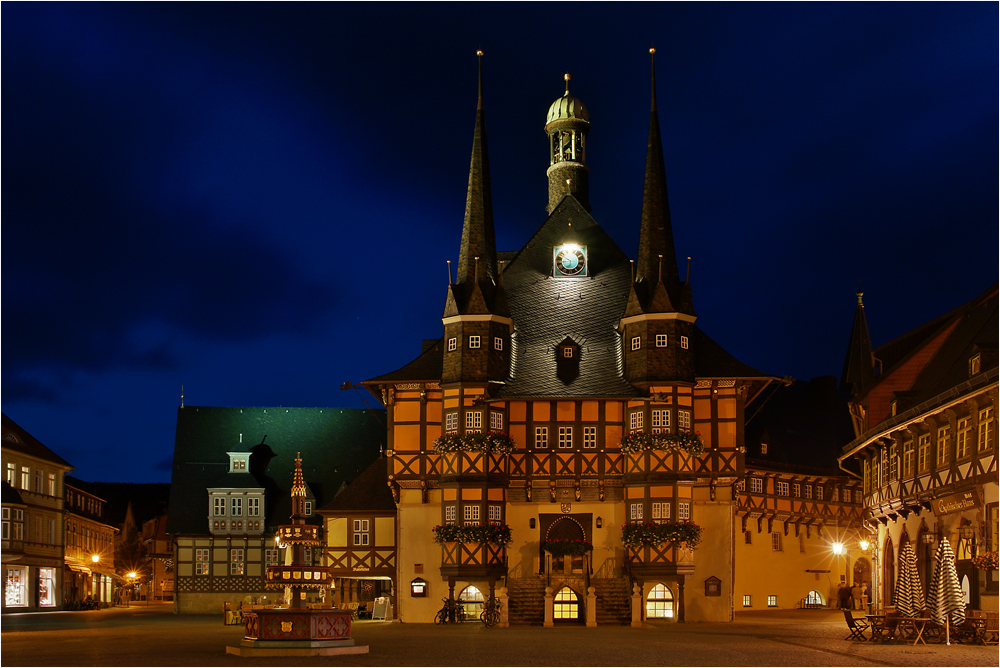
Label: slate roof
xmin=1 ymin=413 xmax=74 ymax=469
xmin=165 ymin=406 xmax=385 ymax=535
xmin=318 ymin=456 xmax=396 ymax=513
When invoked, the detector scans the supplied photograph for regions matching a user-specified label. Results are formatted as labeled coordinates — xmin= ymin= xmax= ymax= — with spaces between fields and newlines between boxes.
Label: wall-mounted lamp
xmin=831 ymin=542 xmax=846 ymax=556
xmin=596 ymin=517 xmax=603 ymax=529
xmin=858 ymin=539 xmax=870 ymax=552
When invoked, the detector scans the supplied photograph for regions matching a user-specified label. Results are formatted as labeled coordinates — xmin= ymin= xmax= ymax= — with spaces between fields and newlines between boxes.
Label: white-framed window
xmin=6 ymin=463 xmax=14 ymax=486
xmin=903 ymin=440 xmax=914 ymax=476
xmin=655 ymin=333 xmax=668 ymax=348
xmin=466 ymin=411 xmax=482 ymax=433
xmin=978 ymin=407 xmax=994 ymax=451
xmin=468 ymin=335 xmax=481 ymax=349
xmin=646 ymin=583 xmax=674 ymax=619
xmin=445 ymin=505 xmax=456 ymax=524
xmin=445 ymin=413 xmax=458 ymax=433
xmin=230 ymin=549 xmax=245 ymax=575
xmin=735 ymin=480 xmax=745 ymax=492
xmin=804 ymin=485 xmax=812 ymax=499
xmin=771 ymin=532 xmax=782 ymax=551
xmin=304 ymin=501 xmax=313 ymax=516
xmin=248 ymin=497 xmax=260 ymax=516
xmin=448 ymin=337 xmax=457 ymax=352
xmin=265 ymin=548 xmax=279 ymax=566
xmin=47 ymin=473 xmax=55 ymax=497
xmin=213 ymin=497 xmax=226 ymax=516
xmin=562 ymin=346 xmax=574 ymax=358
xmin=583 ymin=426 xmax=597 ymax=449
xmin=792 ymin=482 xmax=801 ymax=497
xmin=631 ymin=336 xmax=641 ymax=351
xmin=488 ymin=505 xmax=501 ymax=521
xmin=558 ymin=426 xmax=573 ymax=449
xmin=816 ymin=485 xmax=824 ymax=501
xmin=194 ymin=547 xmax=212 ymax=575
xmin=652 ymin=502 xmax=663 ymax=521
xmin=494 ymin=336 xmax=503 ymax=351
xmin=651 ymin=409 xmax=670 ymax=433
xmin=776 ymin=481 xmax=789 ymax=496
xmin=490 ymin=412 xmax=503 ymax=431
xmin=678 ymin=501 xmax=690 ymax=520
xmin=889 ymin=442 xmax=898 ymax=480
xmin=743 ymin=595 xmax=752 ymax=607
xmin=937 ymin=426 xmax=951 ymax=465
xmin=843 ymin=488 xmax=851 ymax=503
xmin=678 ymin=410 xmax=691 ymax=431
xmin=229 ymin=456 xmax=247 ymax=472
xmin=630 ymin=503 xmax=643 ymax=521
xmin=629 ymin=411 xmax=644 ymax=432
xmin=6 ymin=566 xmax=28 ymax=606
xmin=303 ymin=546 xmax=313 ymax=565
xmin=1 ymin=508 xmax=9 ymax=540
xmin=535 ymin=427 xmax=548 ymax=449
xmin=231 ymin=497 xmax=243 ymax=517
xmin=353 ymin=519 xmax=370 ymax=546
xmin=957 ymin=417 xmax=971 ymax=458
xmin=768 ymin=595 xmax=777 ymax=607
xmin=463 ymin=505 xmax=480 ymax=523
xmin=680 ymin=336 xmax=689 ymax=349
xmin=750 ymin=478 xmax=763 ymax=494
xmin=20 ymin=466 xmax=29 ymax=490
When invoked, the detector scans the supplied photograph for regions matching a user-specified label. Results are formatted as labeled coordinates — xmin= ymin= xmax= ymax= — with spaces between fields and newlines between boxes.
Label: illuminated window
xmin=47 ymin=473 xmax=55 ymax=497
xmin=448 ymin=337 xmax=457 ymax=352
xmin=937 ymin=425 xmax=951 ymax=465
xmin=743 ymin=595 xmax=752 ymax=607
xmin=265 ymin=548 xmax=279 ymax=566
xmin=750 ymin=478 xmax=762 ymax=494
xmin=20 ymin=467 xmax=29 ymax=490
xmin=970 ymin=353 xmax=981 ymax=376
xmin=558 ymin=426 xmax=573 ymax=448
xmin=353 ymin=519 xmax=370 ymax=546
xmin=889 ymin=443 xmax=898 ymax=479
xmin=655 ymin=334 xmax=668 ymax=348
xmin=230 ymin=549 xmax=245 ymax=575
xmin=646 ymin=583 xmax=674 ymax=618
xmin=651 ymin=409 xmax=670 ymax=433
xmin=816 ymin=486 xmax=824 ymax=501
xmin=631 ymin=336 xmax=641 ymax=351
xmin=680 ymin=336 xmax=689 ymax=349
xmin=468 ymin=335 xmax=480 ymax=349
xmin=445 ymin=413 xmax=458 ymax=433
xmin=678 ymin=410 xmax=691 ymax=431
xmin=466 ymin=411 xmax=482 ymax=433
xmin=535 ymin=427 xmax=548 ymax=449
xmin=6 ymin=463 xmax=14 ymax=486
xmin=583 ymin=426 xmax=597 ymax=449
xmin=768 ymin=595 xmax=777 ymax=607
xmin=978 ymin=407 xmax=994 ymax=452
xmin=957 ymin=417 xmax=971 ymax=458
xmin=902 ymin=440 xmax=914 ymax=476
xmin=918 ymin=434 xmax=930 ymax=471
xmin=630 ymin=503 xmax=643 ymax=521
xmin=458 ymin=585 xmax=485 ymax=619
xmin=494 ymin=337 xmax=503 ymax=351
xmin=553 ymin=587 xmax=580 ymax=620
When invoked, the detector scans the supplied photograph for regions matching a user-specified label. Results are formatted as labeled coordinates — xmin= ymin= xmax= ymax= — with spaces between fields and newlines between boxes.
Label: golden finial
xmin=650 ymin=47 xmax=656 ymax=55
xmin=564 ymin=72 xmax=571 ymax=95
xmin=476 ymin=49 xmax=483 ymax=57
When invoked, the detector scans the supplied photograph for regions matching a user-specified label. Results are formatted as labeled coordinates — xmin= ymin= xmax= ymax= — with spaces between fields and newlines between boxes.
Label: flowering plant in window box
xmin=621 ymin=521 xmax=702 ymax=549
xmin=619 ymin=431 xmax=704 ymax=456
xmin=432 ymin=521 xmax=512 ymax=547
xmin=543 ymin=539 xmax=593 ymax=556
xmin=971 ymin=551 xmax=998 ymax=571
xmin=433 ymin=431 xmax=515 ymax=455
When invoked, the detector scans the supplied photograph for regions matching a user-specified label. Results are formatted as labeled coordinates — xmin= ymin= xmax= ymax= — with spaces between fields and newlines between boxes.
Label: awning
xmin=65 ymin=564 xmax=92 ymax=575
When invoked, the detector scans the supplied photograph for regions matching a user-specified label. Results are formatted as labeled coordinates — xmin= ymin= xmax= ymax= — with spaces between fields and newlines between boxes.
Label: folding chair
xmin=843 ymin=609 xmax=870 ymax=641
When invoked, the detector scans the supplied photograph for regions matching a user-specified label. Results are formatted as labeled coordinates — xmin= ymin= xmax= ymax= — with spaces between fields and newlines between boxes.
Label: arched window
xmin=458 ymin=585 xmax=485 ymax=620
xmin=553 ymin=586 xmax=580 ymax=621
xmin=646 ymin=583 xmax=674 ymax=618
xmin=805 ymin=590 xmax=824 ymax=607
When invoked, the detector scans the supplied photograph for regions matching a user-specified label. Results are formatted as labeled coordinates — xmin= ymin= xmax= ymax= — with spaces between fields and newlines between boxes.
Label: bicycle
xmin=434 ymin=597 xmax=465 ymax=624
xmin=481 ymin=596 xmax=502 ymax=627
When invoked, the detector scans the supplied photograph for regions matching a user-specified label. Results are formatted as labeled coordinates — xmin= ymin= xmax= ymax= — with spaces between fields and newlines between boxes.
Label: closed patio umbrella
xmin=926 ymin=537 xmax=964 ymax=644
xmin=894 ymin=540 xmax=925 ymax=617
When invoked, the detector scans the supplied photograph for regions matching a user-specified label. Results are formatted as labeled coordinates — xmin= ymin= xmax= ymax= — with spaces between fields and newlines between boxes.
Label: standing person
xmin=851 ymin=582 xmax=862 ymax=610
xmin=838 ymin=581 xmax=851 ymax=609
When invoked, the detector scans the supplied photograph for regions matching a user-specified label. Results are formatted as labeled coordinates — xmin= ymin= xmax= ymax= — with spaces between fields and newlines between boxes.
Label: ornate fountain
xmin=227 ymin=453 xmax=368 ymax=657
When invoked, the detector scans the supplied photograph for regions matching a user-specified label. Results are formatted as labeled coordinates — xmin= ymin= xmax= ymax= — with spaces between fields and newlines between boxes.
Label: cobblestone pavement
xmin=1 ymin=604 xmax=996 ymax=666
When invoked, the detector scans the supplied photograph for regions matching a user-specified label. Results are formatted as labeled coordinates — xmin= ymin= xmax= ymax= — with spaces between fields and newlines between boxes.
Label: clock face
xmin=553 ymin=245 xmax=587 ymax=277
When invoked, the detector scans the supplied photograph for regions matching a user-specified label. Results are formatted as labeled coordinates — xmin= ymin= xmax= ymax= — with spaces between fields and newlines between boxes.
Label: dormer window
xmin=970 ymin=353 xmax=981 ymax=377
xmin=562 ymin=346 xmax=574 ymax=358
xmin=228 ymin=452 xmax=250 ymax=473
xmin=304 ymin=501 xmax=313 ymax=516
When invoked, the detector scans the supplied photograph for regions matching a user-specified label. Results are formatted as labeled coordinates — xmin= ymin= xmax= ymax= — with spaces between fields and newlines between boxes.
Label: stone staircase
xmin=592 ymin=577 xmax=631 ymax=625
xmin=506 ymin=577 xmax=546 ymax=626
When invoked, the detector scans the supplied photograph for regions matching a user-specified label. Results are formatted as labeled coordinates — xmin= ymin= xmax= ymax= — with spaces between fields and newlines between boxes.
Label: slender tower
xmin=545 ymin=73 xmax=591 ymax=213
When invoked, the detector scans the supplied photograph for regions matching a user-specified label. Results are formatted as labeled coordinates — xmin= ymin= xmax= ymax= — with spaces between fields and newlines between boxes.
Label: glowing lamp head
xmin=91 ymin=555 xmax=100 ymax=563
xmin=832 ymin=542 xmax=845 ymax=555
xmin=128 ymin=571 xmax=137 ymax=579
xmin=859 ymin=539 xmax=870 ymax=552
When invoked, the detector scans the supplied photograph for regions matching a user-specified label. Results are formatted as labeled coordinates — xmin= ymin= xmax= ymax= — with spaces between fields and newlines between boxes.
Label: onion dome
xmin=545 ymin=74 xmax=590 ymax=128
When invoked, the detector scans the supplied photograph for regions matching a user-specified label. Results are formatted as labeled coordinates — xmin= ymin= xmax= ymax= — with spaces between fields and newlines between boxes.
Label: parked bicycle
xmin=481 ymin=596 xmax=502 ymax=627
xmin=434 ymin=597 xmax=466 ymax=624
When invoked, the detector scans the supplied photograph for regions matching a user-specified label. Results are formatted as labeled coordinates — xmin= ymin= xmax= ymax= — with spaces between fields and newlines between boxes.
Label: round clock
xmin=555 ymin=246 xmax=586 ymax=276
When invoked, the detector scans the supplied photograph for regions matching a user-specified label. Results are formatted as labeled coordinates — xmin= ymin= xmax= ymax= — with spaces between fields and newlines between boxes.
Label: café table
xmin=896 ymin=617 xmax=928 ymax=645
xmin=866 ymin=614 xmax=887 ymax=642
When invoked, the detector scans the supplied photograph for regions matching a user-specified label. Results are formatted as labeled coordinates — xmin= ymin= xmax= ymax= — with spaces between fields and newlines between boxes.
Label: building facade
xmin=64 ymin=482 xmax=117 ymax=606
xmin=839 ymin=285 xmax=998 ymax=613
xmin=165 ymin=406 xmax=385 ymax=614
xmin=361 ymin=55 xmax=790 ymax=624
xmin=2 ymin=414 xmax=73 ymax=611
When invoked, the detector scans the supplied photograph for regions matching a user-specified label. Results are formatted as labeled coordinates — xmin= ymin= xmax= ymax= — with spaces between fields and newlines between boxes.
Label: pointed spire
xmin=840 ymin=288 xmax=878 ymax=395
xmin=456 ymin=50 xmax=497 ymax=288
xmin=635 ymin=47 xmax=682 ymax=307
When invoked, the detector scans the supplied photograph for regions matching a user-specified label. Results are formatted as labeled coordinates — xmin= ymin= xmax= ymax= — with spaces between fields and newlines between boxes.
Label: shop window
xmin=646 ymin=583 xmax=674 ymax=618
xmin=458 ymin=585 xmax=485 ymax=618
xmin=5 ymin=566 xmax=27 ymax=606
xmin=38 ymin=568 xmax=56 ymax=607
xmin=553 ymin=586 xmax=580 ymax=620
xmin=230 ymin=549 xmax=245 ymax=575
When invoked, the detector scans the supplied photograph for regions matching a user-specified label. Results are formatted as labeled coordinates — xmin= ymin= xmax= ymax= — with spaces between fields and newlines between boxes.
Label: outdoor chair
xmin=843 ymin=609 xmax=870 ymax=641
xmin=871 ymin=614 xmax=902 ymax=642
xmin=984 ymin=611 xmax=998 ymax=645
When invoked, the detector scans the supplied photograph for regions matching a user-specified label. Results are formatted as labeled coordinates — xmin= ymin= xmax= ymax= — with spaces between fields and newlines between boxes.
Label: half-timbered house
xmin=838 ymin=284 xmax=998 ymax=612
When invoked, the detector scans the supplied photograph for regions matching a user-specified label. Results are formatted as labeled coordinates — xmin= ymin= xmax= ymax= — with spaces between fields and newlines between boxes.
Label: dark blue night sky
xmin=3 ymin=3 xmax=996 ymax=483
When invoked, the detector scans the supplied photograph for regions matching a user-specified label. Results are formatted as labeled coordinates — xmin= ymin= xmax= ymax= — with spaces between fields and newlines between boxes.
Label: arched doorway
xmin=553 ymin=586 xmax=581 ymax=622
xmin=853 ymin=557 xmax=871 ymax=587
xmin=545 ymin=517 xmax=586 ymax=574
xmin=883 ymin=537 xmax=895 ymax=608
xmin=805 ymin=590 xmax=824 ymax=608
xmin=458 ymin=585 xmax=484 ymax=621
xmin=646 ymin=583 xmax=674 ymax=619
